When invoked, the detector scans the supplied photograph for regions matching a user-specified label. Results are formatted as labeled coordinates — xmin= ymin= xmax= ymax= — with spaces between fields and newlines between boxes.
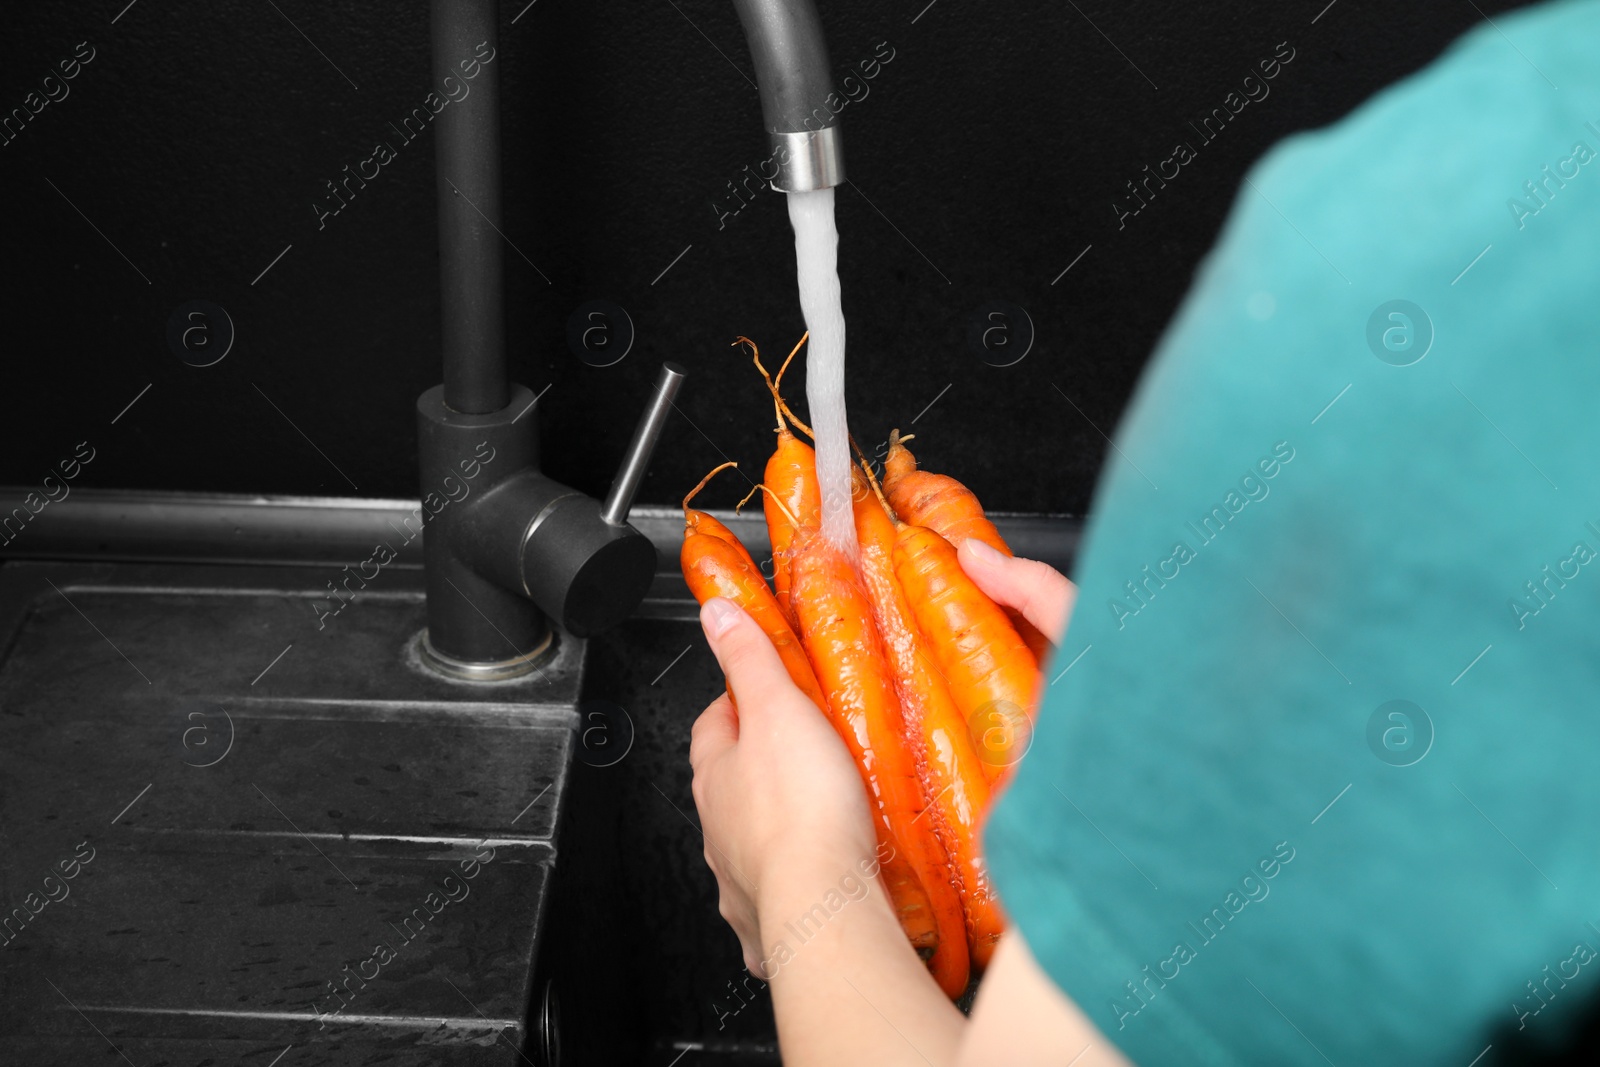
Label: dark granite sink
xmin=0 ymin=562 xmax=776 ymax=1065
xmin=0 ymin=491 xmax=1077 ymax=1065
xmin=0 ymin=560 xmax=580 ymax=1066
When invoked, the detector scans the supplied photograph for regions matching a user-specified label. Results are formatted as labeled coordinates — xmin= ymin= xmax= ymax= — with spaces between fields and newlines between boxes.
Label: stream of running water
xmin=786 ymin=187 xmax=857 ymax=555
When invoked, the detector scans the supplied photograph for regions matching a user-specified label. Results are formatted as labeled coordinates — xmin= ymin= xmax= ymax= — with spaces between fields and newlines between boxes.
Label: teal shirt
xmin=984 ymin=2 xmax=1600 ymax=1063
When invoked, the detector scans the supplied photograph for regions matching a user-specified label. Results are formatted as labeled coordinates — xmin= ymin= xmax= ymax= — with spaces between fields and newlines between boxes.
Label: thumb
xmin=700 ymin=597 xmax=800 ymax=714
xmin=957 ymin=538 xmax=1077 ymax=646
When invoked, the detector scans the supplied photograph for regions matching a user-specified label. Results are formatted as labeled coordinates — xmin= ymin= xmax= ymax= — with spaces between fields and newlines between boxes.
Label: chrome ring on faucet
xmin=771 ymin=126 xmax=845 ymax=192
xmin=416 ymin=626 xmax=555 ymax=682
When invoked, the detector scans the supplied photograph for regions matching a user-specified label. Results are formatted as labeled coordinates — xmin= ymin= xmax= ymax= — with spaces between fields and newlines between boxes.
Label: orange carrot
xmin=680 ymin=465 xmax=828 ymax=713
xmin=855 ymin=461 xmax=1006 ymax=970
xmin=892 ymin=522 xmax=1041 ymax=786
xmin=687 ymin=476 xmax=939 ymax=958
xmin=883 ymin=430 xmax=1009 ymax=552
xmin=684 ymin=461 xmax=762 ymax=577
xmin=884 ymin=430 xmax=1053 ymax=663
xmin=869 ymin=828 xmax=941 ymax=963
xmin=737 ymin=335 xmax=820 ymax=629
xmin=790 ymin=528 xmax=971 ymax=997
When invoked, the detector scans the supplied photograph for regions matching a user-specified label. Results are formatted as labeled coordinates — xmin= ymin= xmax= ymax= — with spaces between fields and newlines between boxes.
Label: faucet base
xmin=417 ymin=381 xmax=549 ymax=667
xmin=416 ymin=626 xmax=556 ymax=682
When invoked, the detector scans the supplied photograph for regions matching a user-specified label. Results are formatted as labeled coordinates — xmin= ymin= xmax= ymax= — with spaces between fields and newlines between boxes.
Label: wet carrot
xmin=884 ymin=430 xmax=1053 ymax=663
xmin=789 ymin=528 xmax=971 ymax=998
xmin=727 ymin=482 xmax=936 ymax=962
xmin=854 ymin=461 xmax=1006 ymax=970
xmin=892 ymin=521 xmax=1041 ymax=786
xmin=687 ymin=477 xmax=938 ymax=958
xmin=684 ymin=461 xmax=762 ymax=577
xmin=680 ymin=464 xmax=828 ymax=713
xmin=870 ymin=827 xmax=940 ymax=963
xmin=737 ymin=335 xmax=820 ymax=629
xmin=883 ymin=430 xmax=1009 ymax=552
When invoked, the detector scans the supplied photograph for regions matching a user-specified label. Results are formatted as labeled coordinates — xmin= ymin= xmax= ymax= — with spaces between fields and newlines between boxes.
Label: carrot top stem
xmin=858 ymin=456 xmax=899 ymax=523
xmin=773 ymin=332 xmax=809 ymax=393
xmin=735 ymin=483 xmax=759 ymax=514
xmin=740 ymin=332 xmax=815 ymax=438
xmin=780 ymin=398 xmax=815 ymax=439
xmin=684 ymin=461 xmax=740 ymax=515
xmin=772 ymin=341 xmax=815 ymax=439
xmin=751 ymin=339 xmax=791 ymax=436
xmin=733 ymin=476 xmax=804 ymax=527
xmin=748 ymin=482 xmax=801 ymax=529
xmin=733 ymin=334 xmax=780 ymax=426
xmin=733 ymin=335 xmax=762 ymax=370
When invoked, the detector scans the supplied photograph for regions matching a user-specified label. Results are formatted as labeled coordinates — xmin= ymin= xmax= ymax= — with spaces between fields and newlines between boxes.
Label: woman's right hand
xmin=688 ymin=597 xmax=880 ymax=980
xmin=956 ymin=539 xmax=1077 ymax=647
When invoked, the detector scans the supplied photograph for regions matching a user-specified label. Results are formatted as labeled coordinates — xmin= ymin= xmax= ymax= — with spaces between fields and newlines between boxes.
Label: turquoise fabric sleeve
xmin=983 ymin=2 xmax=1600 ymax=1064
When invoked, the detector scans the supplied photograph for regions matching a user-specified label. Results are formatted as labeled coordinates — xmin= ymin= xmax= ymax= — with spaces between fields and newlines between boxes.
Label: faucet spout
xmin=731 ymin=0 xmax=847 ymax=192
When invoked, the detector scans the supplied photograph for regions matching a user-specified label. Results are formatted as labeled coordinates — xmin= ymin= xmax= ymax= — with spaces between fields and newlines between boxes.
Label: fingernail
xmin=962 ymin=538 xmax=1004 ymax=564
xmin=702 ymin=597 xmax=743 ymax=638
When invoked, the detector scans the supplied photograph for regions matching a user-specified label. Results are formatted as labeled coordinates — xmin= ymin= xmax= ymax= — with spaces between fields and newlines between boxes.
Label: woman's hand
xmin=688 ymin=596 xmax=877 ymax=979
xmin=956 ymin=539 xmax=1078 ymax=646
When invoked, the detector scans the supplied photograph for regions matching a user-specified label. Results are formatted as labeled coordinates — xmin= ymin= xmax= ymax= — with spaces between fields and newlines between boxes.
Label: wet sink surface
xmin=0 ymin=500 xmax=1077 ymax=1064
xmin=0 ymin=560 xmax=581 ymax=1066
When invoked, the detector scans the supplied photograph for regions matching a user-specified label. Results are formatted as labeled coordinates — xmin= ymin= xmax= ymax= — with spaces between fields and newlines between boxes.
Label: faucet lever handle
xmin=601 ymin=362 xmax=688 ymax=526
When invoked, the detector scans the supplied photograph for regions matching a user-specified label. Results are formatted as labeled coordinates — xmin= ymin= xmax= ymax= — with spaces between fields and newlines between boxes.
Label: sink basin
xmin=534 ymin=504 xmax=1080 ymax=1063
xmin=0 ymin=559 xmax=582 ymax=1066
xmin=534 ymin=609 xmax=781 ymax=1065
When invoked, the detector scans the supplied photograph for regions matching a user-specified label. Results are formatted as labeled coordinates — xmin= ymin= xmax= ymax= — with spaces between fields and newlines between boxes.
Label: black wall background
xmin=0 ymin=0 xmax=1528 ymax=517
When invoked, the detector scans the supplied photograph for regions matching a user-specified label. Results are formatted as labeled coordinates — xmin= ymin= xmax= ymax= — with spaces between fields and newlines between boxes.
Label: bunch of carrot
xmin=680 ymin=334 xmax=1045 ymax=999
